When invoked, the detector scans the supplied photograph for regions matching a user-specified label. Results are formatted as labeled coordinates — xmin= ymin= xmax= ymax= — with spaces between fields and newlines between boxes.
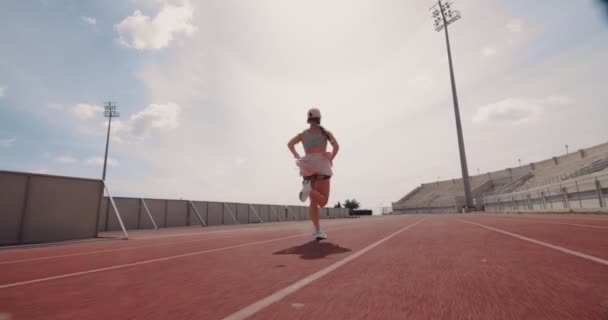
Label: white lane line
xmin=222 ymin=219 xmax=425 ymax=320
xmin=475 ymin=214 xmax=608 ymax=229
xmin=487 ymin=216 xmax=608 ymax=229
xmin=117 ymin=220 xmax=350 ymax=240
xmin=0 ymin=221 xmax=365 ymax=265
xmin=0 ymin=223 xmax=369 ymax=289
xmin=457 ymin=219 xmax=608 ymax=266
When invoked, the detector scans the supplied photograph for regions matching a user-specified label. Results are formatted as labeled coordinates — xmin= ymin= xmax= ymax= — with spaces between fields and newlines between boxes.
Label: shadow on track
xmin=273 ymin=241 xmax=352 ymax=260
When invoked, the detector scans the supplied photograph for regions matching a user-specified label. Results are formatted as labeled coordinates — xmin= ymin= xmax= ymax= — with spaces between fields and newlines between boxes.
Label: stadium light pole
xmin=430 ymin=0 xmax=474 ymax=210
xmin=103 ymin=102 xmax=119 ymax=181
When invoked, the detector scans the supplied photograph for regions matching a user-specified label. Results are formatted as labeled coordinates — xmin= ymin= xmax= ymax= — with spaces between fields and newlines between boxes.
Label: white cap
xmin=307 ymin=108 xmax=321 ymax=119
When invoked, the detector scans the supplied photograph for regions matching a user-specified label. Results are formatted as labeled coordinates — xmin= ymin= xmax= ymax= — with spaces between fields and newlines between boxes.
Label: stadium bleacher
xmin=392 ymin=142 xmax=608 ymax=213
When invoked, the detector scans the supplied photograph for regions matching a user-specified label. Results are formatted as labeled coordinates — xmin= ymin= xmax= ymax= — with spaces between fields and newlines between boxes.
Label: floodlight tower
xmin=430 ymin=0 xmax=473 ymax=210
xmin=103 ymin=102 xmax=119 ymax=181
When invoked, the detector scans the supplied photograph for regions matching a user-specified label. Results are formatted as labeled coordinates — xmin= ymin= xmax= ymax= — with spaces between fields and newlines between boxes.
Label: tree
xmin=344 ymin=199 xmax=360 ymax=210
xmin=334 ymin=202 xmax=342 ymax=208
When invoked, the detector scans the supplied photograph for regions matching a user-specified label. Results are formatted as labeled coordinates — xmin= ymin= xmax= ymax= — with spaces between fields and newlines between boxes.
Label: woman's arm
xmin=328 ymin=131 xmax=340 ymax=160
xmin=287 ymin=134 xmax=303 ymax=159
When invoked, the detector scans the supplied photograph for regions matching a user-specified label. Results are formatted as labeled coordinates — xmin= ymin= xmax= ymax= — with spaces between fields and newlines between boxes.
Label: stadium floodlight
xmin=429 ymin=0 xmax=473 ymax=210
xmin=103 ymin=102 xmax=119 ymax=181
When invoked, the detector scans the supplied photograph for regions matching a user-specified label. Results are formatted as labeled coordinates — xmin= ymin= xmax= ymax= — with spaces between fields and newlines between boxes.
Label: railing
xmin=483 ymin=172 xmax=608 ymax=212
xmin=99 ymin=196 xmax=352 ymax=233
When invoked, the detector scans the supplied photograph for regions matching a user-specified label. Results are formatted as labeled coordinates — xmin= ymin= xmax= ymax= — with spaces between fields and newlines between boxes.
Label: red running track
xmin=0 ymin=214 xmax=607 ymax=320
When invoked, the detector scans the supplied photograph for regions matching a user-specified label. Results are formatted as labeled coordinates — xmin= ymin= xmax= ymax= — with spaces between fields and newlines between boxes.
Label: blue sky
xmin=1 ymin=0 xmax=608 ymax=208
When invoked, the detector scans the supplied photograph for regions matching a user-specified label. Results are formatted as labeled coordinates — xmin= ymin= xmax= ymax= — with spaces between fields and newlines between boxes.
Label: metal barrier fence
xmin=99 ymin=197 xmax=351 ymax=232
xmin=0 ymin=170 xmax=103 ymax=245
xmin=1 ymin=170 xmax=351 ymax=245
xmin=483 ymin=172 xmax=608 ymax=213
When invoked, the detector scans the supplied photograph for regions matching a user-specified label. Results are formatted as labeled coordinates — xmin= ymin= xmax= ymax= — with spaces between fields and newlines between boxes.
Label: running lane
xmin=460 ymin=214 xmax=608 ymax=260
xmin=248 ymin=216 xmax=608 ymax=320
xmin=478 ymin=213 xmax=608 ymax=227
xmin=0 ymin=216 xmax=419 ymax=320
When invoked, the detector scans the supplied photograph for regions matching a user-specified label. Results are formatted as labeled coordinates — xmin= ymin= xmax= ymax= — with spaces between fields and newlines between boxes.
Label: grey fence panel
xmin=257 ymin=204 xmax=270 ymax=222
xmin=0 ymin=172 xmax=28 ymax=244
xmin=300 ymin=206 xmax=308 ymax=220
xmin=236 ymin=203 xmax=249 ymax=224
xmin=190 ymin=201 xmax=208 ymax=226
xmin=141 ymin=199 xmax=166 ymax=228
xmin=223 ymin=203 xmax=238 ymax=225
xmin=249 ymin=204 xmax=262 ymax=223
xmin=98 ymin=197 xmax=109 ymax=232
xmin=107 ymin=197 xmax=139 ymax=231
xmin=166 ymin=200 xmax=188 ymax=227
xmin=207 ymin=202 xmax=223 ymax=226
xmin=268 ymin=205 xmax=283 ymax=222
xmin=137 ymin=199 xmax=154 ymax=229
xmin=21 ymin=175 xmax=102 ymax=243
xmin=328 ymin=208 xmax=336 ymax=219
xmin=286 ymin=206 xmax=298 ymax=221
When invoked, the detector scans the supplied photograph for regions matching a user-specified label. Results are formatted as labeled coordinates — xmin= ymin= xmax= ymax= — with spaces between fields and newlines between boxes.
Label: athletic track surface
xmin=1 ymin=213 xmax=607 ymax=320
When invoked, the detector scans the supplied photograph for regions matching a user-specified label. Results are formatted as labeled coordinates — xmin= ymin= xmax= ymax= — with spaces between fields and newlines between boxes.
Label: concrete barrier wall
xmin=137 ymin=199 xmax=155 ymax=229
xmin=98 ymin=198 xmax=109 ymax=232
xmin=2 ymin=171 xmax=356 ymax=245
xmin=166 ymin=200 xmax=188 ymax=228
xmin=257 ymin=204 xmax=270 ymax=222
xmin=269 ymin=205 xmax=283 ymax=222
xmin=189 ymin=201 xmax=207 ymax=226
xmin=299 ymin=207 xmax=307 ymax=220
xmin=236 ymin=203 xmax=249 ymax=224
xmin=223 ymin=203 xmax=238 ymax=225
xmin=107 ymin=197 xmax=139 ymax=231
xmin=249 ymin=204 xmax=263 ymax=223
xmin=0 ymin=171 xmax=103 ymax=245
xmin=23 ymin=175 xmax=102 ymax=243
xmin=207 ymin=202 xmax=223 ymax=226
xmin=144 ymin=199 xmax=166 ymax=229
xmin=0 ymin=172 xmax=28 ymax=244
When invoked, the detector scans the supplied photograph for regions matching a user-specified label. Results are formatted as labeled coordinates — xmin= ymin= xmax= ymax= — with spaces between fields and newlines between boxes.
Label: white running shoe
xmin=299 ymin=179 xmax=312 ymax=202
xmin=314 ymin=230 xmax=327 ymax=240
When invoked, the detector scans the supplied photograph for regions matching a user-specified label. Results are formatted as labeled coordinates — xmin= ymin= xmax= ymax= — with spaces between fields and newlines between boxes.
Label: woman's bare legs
xmin=309 ymin=204 xmax=321 ymax=230
xmin=309 ymin=178 xmax=331 ymax=231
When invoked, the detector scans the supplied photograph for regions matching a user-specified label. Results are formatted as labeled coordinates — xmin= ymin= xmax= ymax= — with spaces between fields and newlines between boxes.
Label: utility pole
xmin=518 ymin=158 xmax=522 ymax=167
xmin=430 ymin=0 xmax=473 ymax=209
xmin=103 ymin=102 xmax=119 ymax=181
xmin=565 ymin=144 xmax=569 ymax=154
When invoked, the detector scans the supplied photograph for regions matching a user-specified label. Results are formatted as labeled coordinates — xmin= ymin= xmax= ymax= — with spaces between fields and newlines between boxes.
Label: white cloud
xmin=115 ymin=0 xmax=196 ymax=50
xmin=0 ymin=86 xmax=6 ymax=97
xmin=52 ymin=155 xmax=119 ymax=167
xmin=507 ymin=19 xmax=524 ymax=33
xmin=85 ymin=157 xmax=119 ymax=167
xmin=33 ymin=168 xmax=49 ymax=174
xmin=99 ymin=1 xmax=607 ymax=208
xmin=0 ymin=138 xmax=16 ymax=147
xmin=72 ymin=104 xmax=104 ymax=120
xmin=481 ymin=46 xmax=497 ymax=57
xmin=54 ymin=156 xmax=79 ymax=164
xmin=111 ymin=102 xmax=181 ymax=142
xmin=473 ymin=96 xmax=571 ymax=126
xmin=82 ymin=16 xmax=97 ymax=25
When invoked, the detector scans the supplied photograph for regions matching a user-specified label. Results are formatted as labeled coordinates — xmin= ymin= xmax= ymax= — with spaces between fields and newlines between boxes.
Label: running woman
xmin=287 ymin=108 xmax=340 ymax=240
